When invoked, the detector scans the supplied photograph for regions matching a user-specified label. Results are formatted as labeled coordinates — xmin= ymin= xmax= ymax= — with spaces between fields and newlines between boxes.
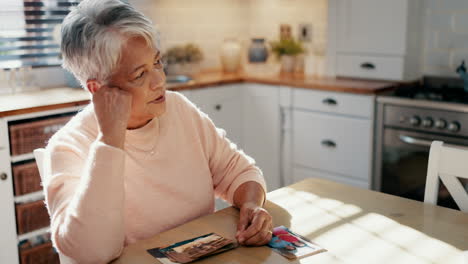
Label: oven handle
xmin=399 ymin=134 xmax=433 ymax=147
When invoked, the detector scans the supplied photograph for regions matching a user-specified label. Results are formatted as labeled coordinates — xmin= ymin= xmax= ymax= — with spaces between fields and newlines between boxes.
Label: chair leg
xmin=424 ymin=141 xmax=443 ymax=205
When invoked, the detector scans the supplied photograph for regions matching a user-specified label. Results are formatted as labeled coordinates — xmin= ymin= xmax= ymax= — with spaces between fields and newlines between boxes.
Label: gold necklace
xmin=124 ymin=117 xmax=160 ymax=155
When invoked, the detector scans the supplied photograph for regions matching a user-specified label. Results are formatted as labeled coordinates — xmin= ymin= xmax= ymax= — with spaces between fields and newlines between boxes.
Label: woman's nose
xmin=149 ymin=69 xmax=165 ymax=90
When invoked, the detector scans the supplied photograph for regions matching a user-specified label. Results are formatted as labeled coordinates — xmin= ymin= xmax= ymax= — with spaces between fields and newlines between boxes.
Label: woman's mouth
xmin=149 ymin=94 xmax=165 ymax=104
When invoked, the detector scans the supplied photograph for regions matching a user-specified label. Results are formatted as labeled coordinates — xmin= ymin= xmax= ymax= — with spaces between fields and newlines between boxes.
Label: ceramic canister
xmin=248 ymin=38 xmax=268 ymax=63
xmin=220 ymin=38 xmax=241 ymax=72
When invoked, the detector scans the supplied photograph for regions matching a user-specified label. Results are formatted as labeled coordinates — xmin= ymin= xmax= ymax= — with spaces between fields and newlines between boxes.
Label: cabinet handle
xmin=215 ymin=104 xmax=222 ymax=111
xmin=360 ymin=62 xmax=376 ymax=70
xmin=322 ymin=98 xmax=337 ymax=105
xmin=0 ymin=172 xmax=7 ymax=181
xmin=321 ymin=140 xmax=336 ymax=148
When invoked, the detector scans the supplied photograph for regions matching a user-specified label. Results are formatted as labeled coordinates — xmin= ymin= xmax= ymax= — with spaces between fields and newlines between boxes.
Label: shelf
xmin=11 ymin=153 xmax=35 ymax=163
xmin=17 ymin=227 xmax=50 ymax=242
xmin=14 ymin=191 xmax=44 ymax=204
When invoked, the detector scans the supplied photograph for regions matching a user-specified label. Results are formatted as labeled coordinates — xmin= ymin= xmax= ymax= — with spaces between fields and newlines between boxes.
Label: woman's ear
xmin=86 ymin=79 xmax=101 ymax=94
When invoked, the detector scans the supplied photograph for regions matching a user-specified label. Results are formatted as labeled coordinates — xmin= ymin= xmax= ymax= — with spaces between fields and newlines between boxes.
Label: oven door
xmin=381 ymin=128 xmax=468 ymax=208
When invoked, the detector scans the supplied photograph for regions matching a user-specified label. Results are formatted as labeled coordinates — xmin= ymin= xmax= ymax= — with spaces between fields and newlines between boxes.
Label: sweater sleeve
xmin=209 ymin=126 xmax=267 ymax=204
xmin=44 ymin=139 xmax=126 ymax=264
xmin=183 ymin=95 xmax=267 ymax=204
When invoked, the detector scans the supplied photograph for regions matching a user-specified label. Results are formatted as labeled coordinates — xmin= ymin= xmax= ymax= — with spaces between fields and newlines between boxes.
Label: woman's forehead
xmin=118 ymin=37 xmax=159 ymax=74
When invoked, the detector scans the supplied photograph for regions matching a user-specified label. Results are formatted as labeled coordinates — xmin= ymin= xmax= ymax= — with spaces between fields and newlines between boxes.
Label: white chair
xmin=33 ymin=148 xmax=46 ymax=181
xmin=425 ymin=141 xmax=468 ymax=212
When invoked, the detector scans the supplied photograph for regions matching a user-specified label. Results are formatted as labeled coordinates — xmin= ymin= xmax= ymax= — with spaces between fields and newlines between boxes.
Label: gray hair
xmin=61 ymin=0 xmax=159 ymax=89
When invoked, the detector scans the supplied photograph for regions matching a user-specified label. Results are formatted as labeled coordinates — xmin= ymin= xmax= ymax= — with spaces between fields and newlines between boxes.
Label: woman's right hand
xmin=92 ymin=84 xmax=132 ymax=149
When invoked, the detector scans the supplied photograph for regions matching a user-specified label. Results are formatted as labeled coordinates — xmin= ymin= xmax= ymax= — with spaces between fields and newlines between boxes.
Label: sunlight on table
xmin=267 ymin=186 xmax=466 ymax=264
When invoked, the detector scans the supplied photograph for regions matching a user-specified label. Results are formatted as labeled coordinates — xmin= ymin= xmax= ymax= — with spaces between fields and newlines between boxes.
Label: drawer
xmin=293 ymin=167 xmax=370 ymax=189
xmin=337 ymin=54 xmax=404 ymax=81
xmin=293 ymin=110 xmax=372 ymax=180
xmin=9 ymin=114 xmax=74 ymax=156
xmin=13 ymin=161 xmax=42 ymax=196
xmin=16 ymin=200 xmax=50 ymax=235
xmin=20 ymin=242 xmax=59 ymax=264
xmin=293 ymin=89 xmax=374 ymax=118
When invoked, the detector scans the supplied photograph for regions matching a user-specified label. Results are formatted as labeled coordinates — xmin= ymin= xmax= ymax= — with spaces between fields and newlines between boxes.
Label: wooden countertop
xmin=112 ymin=178 xmax=468 ymax=264
xmin=0 ymin=70 xmax=397 ymax=117
xmin=0 ymin=87 xmax=90 ymax=117
xmin=169 ymin=70 xmax=397 ymax=94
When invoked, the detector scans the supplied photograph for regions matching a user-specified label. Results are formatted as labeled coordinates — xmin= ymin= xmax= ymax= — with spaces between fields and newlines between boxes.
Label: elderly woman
xmin=44 ymin=0 xmax=273 ymax=263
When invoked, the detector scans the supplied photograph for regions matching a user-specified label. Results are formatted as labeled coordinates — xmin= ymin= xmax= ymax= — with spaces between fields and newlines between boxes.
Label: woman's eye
xmin=154 ymin=59 xmax=163 ymax=69
xmin=135 ymin=71 xmax=145 ymax=80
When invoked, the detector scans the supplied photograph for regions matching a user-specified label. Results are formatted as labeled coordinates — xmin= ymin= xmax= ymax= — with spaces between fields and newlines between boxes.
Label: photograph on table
xmin=267 ymin=226 xmax=326 ymax=260
xmin=147 ymin=233 xmax=238 ymax=264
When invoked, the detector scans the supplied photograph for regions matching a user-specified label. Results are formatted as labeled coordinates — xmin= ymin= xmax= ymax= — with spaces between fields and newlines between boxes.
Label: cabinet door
xmin=336 ymin=0 xmax=407 ymax=55
xmin=177 ymin=89 xmax=192 ymax=100
xmin=190 ymin=85 xmax=242 ymax=146
xmin=242 ymin=84 xmax=281 ymax=191
xmin=293 ymin=167 xmax=369 ymax=189
xmin=293 ymin=110 xmax=372 ymax=183
xmin=0 ymin=119 xmax=20 ymax=264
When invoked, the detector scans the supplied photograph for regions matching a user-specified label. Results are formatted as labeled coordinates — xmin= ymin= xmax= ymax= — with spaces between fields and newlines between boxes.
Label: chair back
xmin=425 ymin=141 xmax=468 ymax=212
xmin=33 ymin=148 xmax=46 ymax=181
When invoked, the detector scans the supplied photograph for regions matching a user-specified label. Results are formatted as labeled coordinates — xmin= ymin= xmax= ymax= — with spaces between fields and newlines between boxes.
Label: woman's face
xmin=108 ymin=36 xmax=166 ymax=129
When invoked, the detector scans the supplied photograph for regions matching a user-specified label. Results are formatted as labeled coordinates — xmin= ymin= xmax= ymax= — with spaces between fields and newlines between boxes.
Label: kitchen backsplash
xmin=423 ymin=0 xmax=468 ymax=77
xmin=130 ymin=0 xmax=327 ymax=71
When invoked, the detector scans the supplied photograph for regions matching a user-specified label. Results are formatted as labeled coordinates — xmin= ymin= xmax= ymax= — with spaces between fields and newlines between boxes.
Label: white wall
xmin=130 ymin=0 xmax=328 ymax=71
xmin=422 ymin=0 xmax=468 ymax=77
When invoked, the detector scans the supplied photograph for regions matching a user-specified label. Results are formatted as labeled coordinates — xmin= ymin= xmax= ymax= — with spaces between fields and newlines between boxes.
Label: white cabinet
xmin=190 ymin=85 xmax=242 ymax=146
xmin=177 ymin=89 xmax=192 ymax=100
xmin=328 ymin=0 xmax=423 ymax=81
xmin=336 ymin=0 xmax=408 ymax=56
xmin=291 ymin=89 xmax=374 ymax=189
xmin=242 ymin=84 xmax=281 ymax=192
xmin=0 ymin=106 xmax=84 ymax=264
xmin=187 ymin=84 xmax=283 ymax=194
xmin=293 ymin=111 xmax=371 ymax=181
xmin=0 ymin=118 xmax=18 ymax=264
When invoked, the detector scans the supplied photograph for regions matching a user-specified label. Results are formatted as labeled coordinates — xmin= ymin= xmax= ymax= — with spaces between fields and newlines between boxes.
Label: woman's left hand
xmin=236 ymin=202 xmax=273 ymax=246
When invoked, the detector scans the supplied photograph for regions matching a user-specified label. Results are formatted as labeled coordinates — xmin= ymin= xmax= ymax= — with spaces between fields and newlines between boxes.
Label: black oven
xmin=374 ymin=94 xmax=468 ymax=210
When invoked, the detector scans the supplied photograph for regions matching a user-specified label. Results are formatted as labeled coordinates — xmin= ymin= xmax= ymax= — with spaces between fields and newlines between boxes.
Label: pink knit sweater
xmin=44 ymin=91 xmax=266 ymax=263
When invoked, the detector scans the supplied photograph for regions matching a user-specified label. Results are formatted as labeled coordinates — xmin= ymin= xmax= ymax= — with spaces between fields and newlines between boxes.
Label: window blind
xmin=0 ymin=0 xmax=81 ymax=69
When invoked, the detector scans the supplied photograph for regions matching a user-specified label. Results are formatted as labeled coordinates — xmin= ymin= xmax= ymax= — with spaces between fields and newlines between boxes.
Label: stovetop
xmin=393 ymin=83 xmax=468 ymax=104
xmin=392 ymin=76 xmax=467 ymax=104
xmin=378 ymin=77 xmax=468 ymax=136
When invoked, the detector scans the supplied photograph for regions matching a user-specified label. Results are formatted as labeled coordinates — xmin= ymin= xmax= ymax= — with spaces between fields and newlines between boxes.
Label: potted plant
xmin=270 ymin=38 xmax=305 ymax=73
xmin=163 ymin=43 xmax=203 ymax=76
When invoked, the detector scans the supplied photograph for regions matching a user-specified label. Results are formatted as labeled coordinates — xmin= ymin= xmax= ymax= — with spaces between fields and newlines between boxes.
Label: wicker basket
xmin=16 ymin=200 xmax=50 ymax=235
xmin=13 ymin=161 xmax=42 ymax=196
xmin=20 ymin=242 xmax=59 ymax=264
xmin=9 ymin=115 xmax=72 ymax=156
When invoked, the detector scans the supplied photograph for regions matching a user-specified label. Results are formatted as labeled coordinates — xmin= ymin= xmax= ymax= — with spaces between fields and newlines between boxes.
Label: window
xmin=0 ymin=0 xmax=81 ymax=69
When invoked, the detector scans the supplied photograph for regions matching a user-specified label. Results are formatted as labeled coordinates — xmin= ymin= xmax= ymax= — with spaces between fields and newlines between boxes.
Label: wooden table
xmin=112 ymin=178 xmax=468 ymax=264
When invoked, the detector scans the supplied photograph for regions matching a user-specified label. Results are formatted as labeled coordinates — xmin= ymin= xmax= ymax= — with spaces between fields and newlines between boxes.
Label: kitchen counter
xmin=170 ymin=70 xmax=397 ymax=94
xmin=0 ymin=70 xmax=397 ymax=117
xmin=0 ymin=87 xmax=90 ymax=117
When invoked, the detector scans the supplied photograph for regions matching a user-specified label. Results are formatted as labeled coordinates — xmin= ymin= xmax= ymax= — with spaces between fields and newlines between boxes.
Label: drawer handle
xmin=321 ymin=140 xmax=336 ymax=148
xmin=360 ymin=62 xmax=376 ymax=70
xmin=322 ymin=98 xmax=337 ymax=105
xmin=1 ymin=172 xmax=7 ymax=181
xmin=215 ymin=104 xmax=222 ymax=111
